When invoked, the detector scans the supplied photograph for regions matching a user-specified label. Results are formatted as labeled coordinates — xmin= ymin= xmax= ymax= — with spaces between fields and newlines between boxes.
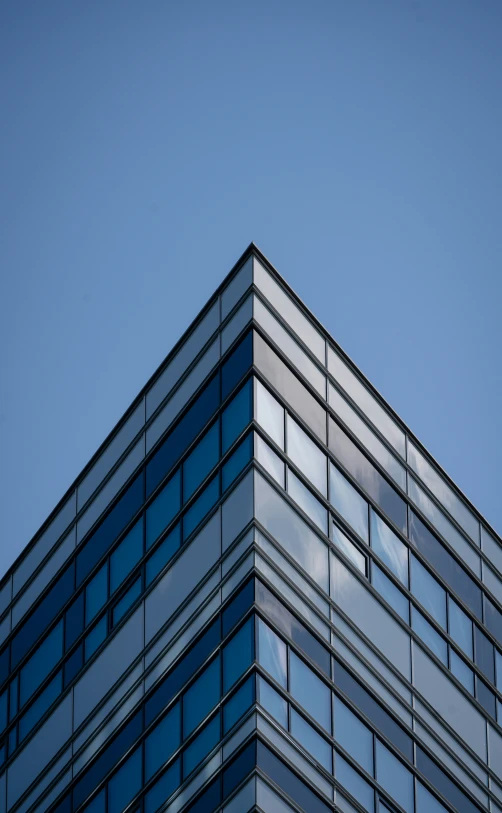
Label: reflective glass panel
xmin=20 ymin=620 xmax=63 ymax=705
xmin=110 ymin=519 xmax=143 ymax=593
xmin=222 ymin=433 xmax=252 ymax=492
xmin=85 ymin=563 xmax=108 ymax=625
xmin=330 ymin=463 xmax=368 ymax=542
xmin=256 ymin=379 xmax=285 ymax=449
xmin=222 ymin=617 xmax=254 ymax=692
xmin=332 ymin=524 xmax=366 ymax=575
xmin=333 ymin=695 xmax=373 ymax=775
xmin=183 ymin=657 xmax=220 ymax=738
xmin=448 ymin=597 xmax=473 ymax=658
xmin=370 ymin=510 xmax=408 ymax=586
xmin=474 ymin=625 xmax=495 ymax=683
xmin=287 ymin=469 xmax=328 ymax=533
xmin=145 ymin=760 xmax=180 ymax=813
xmin=257 ymin=676 xmax=288 ymax=729
xmin=182 ymin=713 xmax=220 ymax=778
xmin=183 ymin=475 xmax=219 ymax=540
xmin=222 ymin=379 xmax=252 ymax=453
xmin=289 ymin=651 xmax=331 ymax=730
xmin=223 ymin=674 xmax=254 ymax=733
xmin=145 ymin=702 xmax=181 ymax=781
xmin=255 ymin=433 xmax=285 ymax=487
xmin=108 ymin=746 xmax=142 ymax=813
xmin=84 ymin=616 xmax=107 ymax=661
xmin=416 ymin=781 xmax=448 ymax=813
xmin=145 ymin=524 xmax=181 ymax=586
xmin=146 ymin=471 xmax=181 ymax=549
xmin=375 ymin=740 xmax=413 ymax=813
xmin=335 ymin=754 xmax=374 ymax=813
xmin=286 ymin=415 xmax=327 ymax=496
xmin=411 ymin=607 xmax=447 ymax=665
xmin=183 ymin=421 xmax=220 ymax=502
xmin=112 ymin=577 xmax=142 ymax=626
xmin=450 ymin=649 xmax=474 ymax=694
xmin=371 ymin=563 xmax=409 ymax=622
xmin=290 ymin=708 xmax=332 ymax=771
xmin=410 ymin=555 xmax=446 ymax=629
xmin=257 ymin=618 xmax=287 ymax=689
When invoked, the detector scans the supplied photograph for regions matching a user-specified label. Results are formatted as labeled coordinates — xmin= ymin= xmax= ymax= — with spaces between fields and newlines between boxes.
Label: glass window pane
xmin=108 ymin=746 xmax=142 ymax=813
xmin=222 ymin=433 xmax=252 ymax=492
xmin=333 ymin=695 xmax=373 ymax=775
xmin=448 ymin=597 xmax=473 ymax=658
xmin=85 ymin=563 xmax=108 ymax=625
xmin=146 ymin=470 xmax=181 ymax=549
xmin=223 ymin=617 xmax=254 ymax=692
xmin=450 ymin=649 xmax=474 ymax=694
xmin=411 ymin=607 xmax=447 ymax=665
xmin=330 ymin=463 xmax=368 ymax=543
xmin=335 ymin=754 xmax=374 ymax=813
xmin=416 ymin=781 xmax=448 ymax=813
xmin=286 ymin=415 xmax=327 ymax=496
xmin=332 ymin=524 xmax=366 ymax=575
xmin=20 ymin=620 xmax=64 ymax=705
xmin=145 ymin=702 xmax=181 ymax=781
xmin=289 ymin=651 xmax=330 ymax=730
xmin=183 ymin=657 xmax=220 ymax=738
xmin=64 ymin=644 xmax=83 ymax=688
xmin=112 ymin=577 xmax=142 ymax=626
xmin=375 ymin=740 xmax=413 ymax=813
xmin=183 ymin=475 xmax=219 ymax=540
xmin=84 ymin=616 xmax=107 ymax=661
xmin=145 ymin=760 xmax=180 ymax=813
xmin=110 ymin=519 xmax=143 ymax=593
xmin=221 ymin=331 xmax=252 ymax=400
xmin=290 ymin=708 xmax=331 ymax=772
xmin=370 ymin=511 xmax=408 ymax=586
xmin=474 ymin=625 xmax=495 ymax=683
xmin=183 ymin=422 xmax=220 ymax=502
xmin=411 ymin=555 xmax=446 ymax=629
xmin=371 ymin=563 xmax=409 ymax=622
xmin=223 ymin=674 xmax=254 ymax=733
xmin=496 ymin=649 xmax=502 ymax=691
xmin=257 ymin=618 xmax=287 ymax=688
xmin=256 ymin=379 xmax=284 ymax=449
xmin=182 ymin=713 xmax=220 ymax=778
xmin=19 ymin=672 xmax=62 ymax=741
xmin=222 ymin=380 xmax=252 ymax=453
xmin=257 ymin=676 xmax=288 ymax=729
xmin=145 ymin=524 xmax=181 ymax=586
xmin=287 ymin=469 xmax=327 ymax=533
xmin=476 ymin=676 xmax=496 ymax=718
xmin=255 ymin=433 xmax=285 ymax=487
xmin=83 ymin=789 xmax=105 ymax=813
xmin=65 ymin=591 xmax=84 ymax=649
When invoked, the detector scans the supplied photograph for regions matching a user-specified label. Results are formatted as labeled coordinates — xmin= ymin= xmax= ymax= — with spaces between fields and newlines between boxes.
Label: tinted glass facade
xmin=1 ymin=245 xmax=502 ymax=813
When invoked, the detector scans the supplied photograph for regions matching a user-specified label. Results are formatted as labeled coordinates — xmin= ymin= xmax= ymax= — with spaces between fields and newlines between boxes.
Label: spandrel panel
xmin=328 ymin=384 xmax=406 ymax=490
xmin=331 ymin=556 xmax=411 ymax=679
xmin=13 ymin=492 xmax=76 ymax=597
xmin=254 ymin=295 xmax=326 ymax=396
xmin=147 ymin=300 xmax=219 ymax=419
xmin=253 ymin=257 xmax=325 ymax=362
xmin=286 ymin=414 xmax=327 ymax=496
xmin=327 ymin=345 xmax=405 ymax=458
xmin=254 ymin=332 xmax=326 ymax=442
xmin=408 ymin=476 xmax=481 ymax=577
xmin=255 ymin=471 xmax=329 ymax=593
xmin=147 ymin=337 xmax=220 ymax=452
xmin=78 ymin=401 xmax=145 ymax=510
xmin=412 ymin=641 xmax=487 ymax=760
xmin=408 ymin=441 xmax=479 ymax=544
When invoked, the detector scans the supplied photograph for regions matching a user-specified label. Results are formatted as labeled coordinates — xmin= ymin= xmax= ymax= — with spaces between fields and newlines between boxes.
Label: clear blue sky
xmin=1 ymin=1 xmax=501 ymax=579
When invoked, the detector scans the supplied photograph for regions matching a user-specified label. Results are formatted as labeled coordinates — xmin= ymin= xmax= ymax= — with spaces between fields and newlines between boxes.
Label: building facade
xmin=1 ymin=244 xmax=502 ymax=813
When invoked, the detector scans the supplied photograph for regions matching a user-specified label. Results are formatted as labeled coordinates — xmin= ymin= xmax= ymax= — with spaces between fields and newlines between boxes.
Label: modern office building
xmin=1 ymin=244 xmax=502 ymax=813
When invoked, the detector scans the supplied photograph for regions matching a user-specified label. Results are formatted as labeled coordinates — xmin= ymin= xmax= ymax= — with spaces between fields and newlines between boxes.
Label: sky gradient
xmin=1 ymin=0 xmax=501 ymax=578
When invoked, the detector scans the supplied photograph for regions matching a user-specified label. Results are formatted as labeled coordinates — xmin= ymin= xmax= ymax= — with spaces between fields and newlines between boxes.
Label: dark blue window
xmin=0 ymin=688 xmax=7 ymax=734
xmin=183 ymin=657 xmax=220 ymax=738
xmin=82 ymin=789 xmax=105 ymax=813
xmin=76 ymin=473 xmax=144 ymax=586
xmin=110 ymin=518 xmax=144 ymax=592
xmin=222 ymin=433 xmax=252 ymax=491
xmin=11 ymin=563 xmax=74 ymax=669
xmin=182 ymin=712 xmax=220 ymax=778
xmin=183 ymin=475 xmax=219 ymax=540
xmin=85 ymin=563 xmax=108 ymax=626
xmin=145 ymin=619 xmax=220 ymax=726
xmin=485 ymin=597 xmax=502 ymax=646
xmin=184 ymin=777 xmax=221 ymax=813
xmin=223 ymin=617 xmax=254 ymax=692
xmin=84 ymin=616 xmax=107 ymax=661
xmin=65 ymin=592 xmax=84 ymax=650
xmin=112 ymin=577 xmax=142 ymax=627
xmin=146 ymin=524 xmax=181 ymax=587
xmin=9 ymin=676 xmax=18 ymax=718
xmin=222 ymin=740 xmax=256 ymax=799
xmin=0 ymin=647 xmax=9 ymax=687
xmin=108 ymin=745 xmax=142 ymax=813
xmin=476 ymin=677 xmax=496 ymax=719
xmin=146 ymin=374 xmax=220 ymax=498
xmin=257 ymin=741 xmax=330 ymax=813
xmin=183 ymin=422 xmax=220 ymax=502
xmin=64 ymin=644 xmax=83 ymax=688
xmin=416 ymin=747 xmax=480 ymax=813
xmin=73 ymin=712 xmax=142 ymax=810
xmin=20 ymin=620 xmax=63 ymax=705
xmin=474 ymin=626 xmax=495 ymax=683
xmin=145 ymin=701 xmax=181 ymax=781
xmin=223 ymin=674 xmax=255 ymax=733
xmin=19 ymin=672 xmax=62 ymax=741
xmin=145 ymin=759 xmax=180 ymax=813
xmin=221 ymin=332 xmax=252 ymax=400
xmin=221 ymin=379 xmax=252 ymax=454
xmin=222 ymin=578 xmax=254 ymax=637
xmin=146 ymin=472 xmax=181 ymax=550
